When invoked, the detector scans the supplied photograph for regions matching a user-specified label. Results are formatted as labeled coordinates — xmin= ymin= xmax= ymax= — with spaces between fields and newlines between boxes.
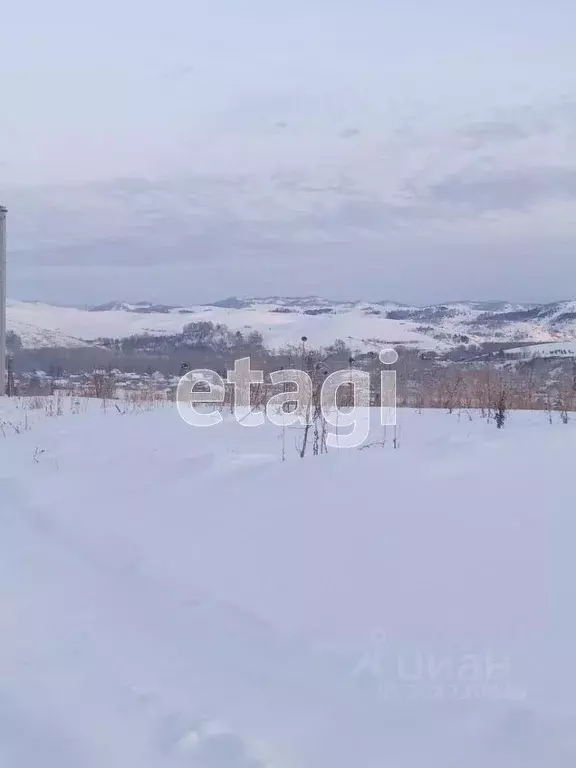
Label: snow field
xmin=1 ymin=397 xmax=576 ymax=766
xmin=7 ymin=300 xmax=443 ymax=352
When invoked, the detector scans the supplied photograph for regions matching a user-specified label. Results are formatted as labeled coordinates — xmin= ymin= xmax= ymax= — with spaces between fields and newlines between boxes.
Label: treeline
xmin=7 ymin=322 xmax=364 ymax=376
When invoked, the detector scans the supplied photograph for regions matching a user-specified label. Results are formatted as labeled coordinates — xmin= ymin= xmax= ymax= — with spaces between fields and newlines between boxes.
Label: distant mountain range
xmin=6 ymin=296 xmax=576 ymax=356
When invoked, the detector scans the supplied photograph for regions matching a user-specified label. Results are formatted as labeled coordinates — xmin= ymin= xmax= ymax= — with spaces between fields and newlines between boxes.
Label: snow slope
xmin=1 ymin=398 xmax=576 ymax=766
xmin=6 ymin=298 xmax=445 ymax=352
xmin=505 ymin=340 xmax=576 ymax=359
xmin=7 ymin=296 xmax=576 ymax=352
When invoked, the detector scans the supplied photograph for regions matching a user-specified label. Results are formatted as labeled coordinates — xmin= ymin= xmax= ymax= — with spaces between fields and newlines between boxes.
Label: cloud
xmin=5 ymin=93 xmax=576 ymax=304
xmin=455 ymin=97 xmax=576 ymax=151
xmin=426 ymin=166 xmax=576 ymax=214
xmin=339 ymin=128 xmax=361 ymax=139
xmin=458 ymin=121 xmax=535 ymax=144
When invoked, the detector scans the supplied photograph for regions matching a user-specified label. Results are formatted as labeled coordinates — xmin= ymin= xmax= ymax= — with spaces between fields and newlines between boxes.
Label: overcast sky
xmin=2 ymin=0 xmax=576 ymax=305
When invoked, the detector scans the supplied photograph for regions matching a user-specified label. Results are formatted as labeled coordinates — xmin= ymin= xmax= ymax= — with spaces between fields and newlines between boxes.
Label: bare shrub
xmin=26 ymin=396 xmax=46 ymax=410
xmin=494 ymin=389 xmax=507 ymax=429
xmin=92 ymin=370 xmax=116 ymax=400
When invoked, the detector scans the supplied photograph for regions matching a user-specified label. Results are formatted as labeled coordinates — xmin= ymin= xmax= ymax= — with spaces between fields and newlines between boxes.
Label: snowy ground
xmin=505 ymin=340 xmax=576 ymax=359
xmin=8 ymin=297 xmax=576 ymax=352
xmin=7 ymin=299 xmax=443 ymax=352
xmin=1 ymin=397 xmax=576 ymax=767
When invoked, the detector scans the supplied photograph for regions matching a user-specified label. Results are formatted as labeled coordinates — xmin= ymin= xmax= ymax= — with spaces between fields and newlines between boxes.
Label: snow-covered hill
xmin=1 ymin=400 xmax=576 ymax=766
xmin=6 ymin=298 xmax=443 ymax=352
xmin=505 ymin=340 xmax=576 ymax=359
xmin=7 ymin=296 xmax=576 ymax=353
